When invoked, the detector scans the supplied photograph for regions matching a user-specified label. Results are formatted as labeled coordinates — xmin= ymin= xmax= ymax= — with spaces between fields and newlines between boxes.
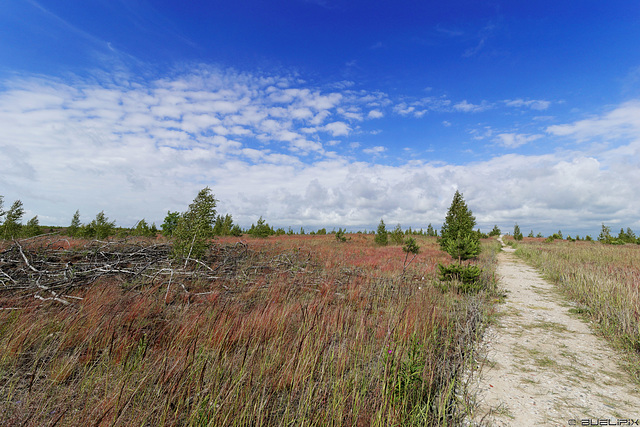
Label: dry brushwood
xmin=0 ymin=236 xmax=253 ymax=307
xmin=0 ymin=236 xmax=325 ymax=308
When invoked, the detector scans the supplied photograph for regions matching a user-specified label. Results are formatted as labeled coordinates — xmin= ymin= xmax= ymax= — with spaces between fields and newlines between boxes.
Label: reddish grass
xmin=0 ymin=234 xmax=499 ymax=426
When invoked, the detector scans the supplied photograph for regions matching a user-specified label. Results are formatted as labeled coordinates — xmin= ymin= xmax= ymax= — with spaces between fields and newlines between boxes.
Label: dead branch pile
xmin=0 ymin=235 xmax=332 ymax=309
xmin=0 ymin=237 xmax=252 ymax=306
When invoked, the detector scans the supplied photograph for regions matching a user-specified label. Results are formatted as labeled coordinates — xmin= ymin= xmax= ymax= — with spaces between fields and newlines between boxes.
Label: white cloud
xmin=504 ymin=99 xmax=551 ymax=111
xmin=547 ymin=100 xmax=640 ymax=141
xmin=393 ymin=102 xmax=415 ymax=116
xmin=323 ymin=121 xmax=351 ymax=136
xmin=2 ymin=69 xmax=640 ymax=236
xmin=367 ymin=109 xmax=384 ymax=119
xmin=453 ymin=100 xmax=492 ymax=113
xmin=495 ymin=133 xmax=543 ymax=148
xmin=362 ymin=146 xmax=386 ymax=155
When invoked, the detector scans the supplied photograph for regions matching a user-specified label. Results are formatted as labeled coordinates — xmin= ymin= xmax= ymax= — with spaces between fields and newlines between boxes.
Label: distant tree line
xmin=2 ymin=192 xmax=639 ymax=248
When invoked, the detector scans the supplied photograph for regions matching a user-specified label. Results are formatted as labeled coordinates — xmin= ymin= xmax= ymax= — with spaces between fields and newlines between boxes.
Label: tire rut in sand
xmin=466 ymin=239 xmax=640 ymax=426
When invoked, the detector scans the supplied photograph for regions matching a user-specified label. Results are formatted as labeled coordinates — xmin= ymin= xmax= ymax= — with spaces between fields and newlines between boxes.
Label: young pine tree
xmin=172 ymin=187 xmax=217 ymax=260
xmin=162 ymin=211 xmax=181 ymax=237
xmin=390 ymin=223 xmax=404 ymax=245
xmin=598 ymin=224 xmax=612 ymax=243
xmin=2 ymin=200 xmax=25 ymax=239
xmin=23 ymin=216 xmax=41 ymax=238
xmin=488 ymin=225 xmax=501 ymax=237
xmin=374 ymin=219 xmax=388 ymax=246
xmin=513 ymin=223 xmax=523 ymax=241
xmin=439 ymin=190 xmax=480 ymax=261
xmin=91 ymin=211 xmax=116 ymax=240
xmin=68 ymin=210 xmax=82 ymax=237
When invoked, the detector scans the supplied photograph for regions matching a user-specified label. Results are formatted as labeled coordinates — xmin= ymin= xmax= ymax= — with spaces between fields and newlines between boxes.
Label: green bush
xmin=488 ymin=225 xmax=501 ymax=237
xmin=390 ymin=224 xmax=404 ymax=245
xmin=23 ymin=216 xmax=42 ymax=238
xmin=162 ymin=211 xmax=181 ymax=237
xmin=247 ymin=216 xmax=274 ymax=238
xmin=132 ymin=219 xmax=156 ymax=237
xmin=437 ymin=263 xmax=483 ymax=293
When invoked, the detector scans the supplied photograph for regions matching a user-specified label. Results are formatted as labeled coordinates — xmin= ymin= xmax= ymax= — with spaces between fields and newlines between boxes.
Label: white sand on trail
xmin=466 ymin=237 xmax=640 ymax=426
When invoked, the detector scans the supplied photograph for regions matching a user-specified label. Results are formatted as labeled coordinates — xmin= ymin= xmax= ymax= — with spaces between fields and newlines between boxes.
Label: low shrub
xmin=437 ymin=263 xmax=483 ymax=293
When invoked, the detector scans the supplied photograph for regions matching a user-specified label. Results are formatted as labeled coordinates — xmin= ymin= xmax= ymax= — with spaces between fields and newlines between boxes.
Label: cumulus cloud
xmin=1 ymin=68 xmax=640 ymax=235
xmin=323 ymin=121 xmax=351 ymax=136
xmin=368 ymin=109 xmax=384 ymax=119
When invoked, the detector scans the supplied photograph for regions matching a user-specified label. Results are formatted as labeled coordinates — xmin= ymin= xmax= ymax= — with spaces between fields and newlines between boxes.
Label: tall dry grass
xmin=0 ymin=234 xmax=499 ymax=426
xmin=513 ymin=239 xmax=640 ymax=377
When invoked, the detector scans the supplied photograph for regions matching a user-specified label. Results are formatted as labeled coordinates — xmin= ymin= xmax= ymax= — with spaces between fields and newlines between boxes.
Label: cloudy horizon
xmin=1 ymin=1 xmax=639 ymax=237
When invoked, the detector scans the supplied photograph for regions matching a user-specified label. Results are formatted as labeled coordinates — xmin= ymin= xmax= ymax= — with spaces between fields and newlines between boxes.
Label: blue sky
xmin=1 ymin=0 xmax=640 ymax=236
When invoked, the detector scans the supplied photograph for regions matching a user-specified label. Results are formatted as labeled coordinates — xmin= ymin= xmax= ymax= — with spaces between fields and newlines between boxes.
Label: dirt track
xmin=467 ymin=238 xmax=640 ymax=426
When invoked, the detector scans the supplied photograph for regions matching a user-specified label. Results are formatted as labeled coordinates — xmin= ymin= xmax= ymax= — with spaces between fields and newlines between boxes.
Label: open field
xmin=0 ymin=234 xmax=499 ymax=426
xmin=508 ymin=238 xmax=640 ymax=379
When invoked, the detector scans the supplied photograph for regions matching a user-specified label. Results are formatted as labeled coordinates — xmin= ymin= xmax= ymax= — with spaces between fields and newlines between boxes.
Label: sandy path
xmin=467 ymin=238 xmax=640 ymax=426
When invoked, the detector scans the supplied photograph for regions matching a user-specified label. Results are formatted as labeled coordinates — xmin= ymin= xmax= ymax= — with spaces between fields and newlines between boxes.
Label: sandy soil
xmin=466 ymin=237 xmax=640 ymax=426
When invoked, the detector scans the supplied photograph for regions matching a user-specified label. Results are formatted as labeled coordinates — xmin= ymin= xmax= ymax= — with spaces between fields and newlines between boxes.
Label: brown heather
xmin=0 ymin=234 xmax=500 ymax=426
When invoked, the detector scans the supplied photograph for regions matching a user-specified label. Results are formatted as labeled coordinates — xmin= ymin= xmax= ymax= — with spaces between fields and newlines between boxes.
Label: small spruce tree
xmin=437 ymin=191 xmax=484 ymax=291
xmin=162 ymin=211 xmax=181 ymax=237
xmin=513 ymin=223 xmax=523 ymax=241
xmin=439 ymin=190 xmax=480 ymax=261
xmin=248 ymin=216 xmax=274 ymax=238
xmin=172 ymin=187 xmax=217 ymax=260
xmin=2 ymin=200 xmax=25 ymax=239
xmin=335 ymin=227 xmax=347 ymax=242
xmin=68 ymin=210 xmax=81 ymax=237
xmin=401 ymin=236 xmax=420 ymax=274
xmin=598 ymin=224 xmax=612 ymax=243
xmin=374 ymin=219 xmax=388 ymax=246
xmin=390 ymin=223 xmax=404 ymax=245
xmin=23 ymin=216 xmax=41 ymax=237
xmin=91 ymin=211 xmax=116 ymax=240
xmin=133 ymin=219 xmax=155 ymax=237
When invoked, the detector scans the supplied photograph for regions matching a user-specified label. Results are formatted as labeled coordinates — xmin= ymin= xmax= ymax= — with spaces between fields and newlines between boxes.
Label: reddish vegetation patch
xmin=0 ymin=234 xmax=498 ymax=425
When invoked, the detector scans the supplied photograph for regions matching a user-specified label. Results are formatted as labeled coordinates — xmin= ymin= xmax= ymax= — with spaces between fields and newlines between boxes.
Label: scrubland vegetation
xmin=5 ymin=186 xmax=638 ymax=424
xmin=509 ymin=237 xmax=640 ymax=379
xmin=0 ymin=186 xmax=505 ymax=426
xmin=0 ymin=233 xmax=500 ymax=426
